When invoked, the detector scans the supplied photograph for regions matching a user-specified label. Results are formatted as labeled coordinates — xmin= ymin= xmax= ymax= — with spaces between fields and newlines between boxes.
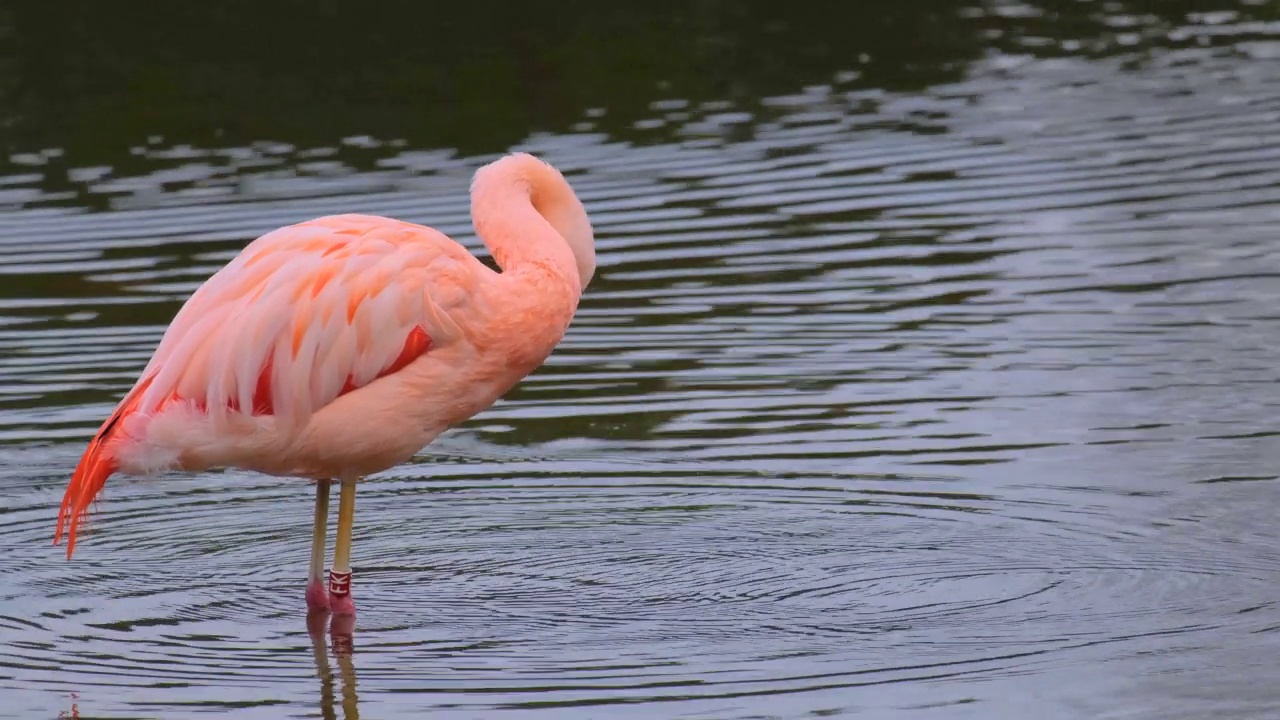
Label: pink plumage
xmin=54 ymin=153 xmax=596 ymax=617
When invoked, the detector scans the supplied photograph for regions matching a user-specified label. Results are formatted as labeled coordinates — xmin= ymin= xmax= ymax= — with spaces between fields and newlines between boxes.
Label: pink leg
xmin=306 ymin=479 xmax=332 ymax=612
xmin=306 ymin=578 xmax=330 ymax=612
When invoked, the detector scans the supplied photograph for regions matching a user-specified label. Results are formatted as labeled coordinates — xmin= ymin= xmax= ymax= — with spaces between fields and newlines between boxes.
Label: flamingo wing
xmin=56 ymin=214 xmax=479 ymax=556
xmin=136 ymin=213 xmax=475 ymax=426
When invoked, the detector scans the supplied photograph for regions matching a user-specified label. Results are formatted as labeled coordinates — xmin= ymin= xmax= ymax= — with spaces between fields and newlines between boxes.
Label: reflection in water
xmin=310 ymin=612 xmax=359 ymax=720
xmin=3 ymin=2 xmax=1280 ymax=719
xmin=55 ymin=695 xmax=79 ymax=720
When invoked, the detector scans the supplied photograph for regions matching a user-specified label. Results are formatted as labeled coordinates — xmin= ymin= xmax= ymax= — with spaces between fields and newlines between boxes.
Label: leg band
xmin=328 ymin=569 xmax=352 ymax=597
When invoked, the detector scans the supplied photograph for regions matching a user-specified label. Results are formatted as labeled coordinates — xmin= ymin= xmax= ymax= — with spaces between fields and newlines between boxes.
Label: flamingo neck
xmin=469 ymin=154 xmax=591 ymax=294
xmin=475 ymin=185 xmax=580 ymax=289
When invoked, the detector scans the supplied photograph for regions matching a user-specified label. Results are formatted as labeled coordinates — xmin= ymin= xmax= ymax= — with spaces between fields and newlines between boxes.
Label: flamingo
xmin=53 ymin=152 xmax=595 ymax=617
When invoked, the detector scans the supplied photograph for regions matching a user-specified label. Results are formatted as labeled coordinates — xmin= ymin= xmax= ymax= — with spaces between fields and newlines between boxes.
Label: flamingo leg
xmin=306 ymin=479 xmax=331 ymax=612
xmin=329 ymin=477 xmax=358 ymax=616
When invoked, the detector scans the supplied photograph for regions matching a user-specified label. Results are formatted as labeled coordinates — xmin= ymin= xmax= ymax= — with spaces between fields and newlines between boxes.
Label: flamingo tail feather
xmin=55 ymin=378 xmax=151 ymax=558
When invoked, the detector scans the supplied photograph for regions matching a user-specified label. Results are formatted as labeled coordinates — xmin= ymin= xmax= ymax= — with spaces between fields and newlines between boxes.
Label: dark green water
xmin=4 ymin=2 xmax=1280 ymax=718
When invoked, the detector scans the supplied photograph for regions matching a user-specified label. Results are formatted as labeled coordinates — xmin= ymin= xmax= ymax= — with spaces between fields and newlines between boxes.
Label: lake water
xmin=3 ymin=3 xmax=1280 ymax=718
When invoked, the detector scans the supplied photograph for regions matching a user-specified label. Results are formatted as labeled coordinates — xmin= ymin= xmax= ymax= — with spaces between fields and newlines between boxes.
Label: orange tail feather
xmin=55 ymin=443 xmax=118 ymax=558
xmin=55 ymin=377 xmax=152 ymax=559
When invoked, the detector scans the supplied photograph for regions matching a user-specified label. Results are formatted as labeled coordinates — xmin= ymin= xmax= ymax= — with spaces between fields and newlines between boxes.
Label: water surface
xmin=3 ymin=3 xmax=1280 ymax=718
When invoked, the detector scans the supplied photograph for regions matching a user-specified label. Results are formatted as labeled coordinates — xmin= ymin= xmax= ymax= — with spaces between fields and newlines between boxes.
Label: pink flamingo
xmin=53 ymin=152 xmax=595 ymax=616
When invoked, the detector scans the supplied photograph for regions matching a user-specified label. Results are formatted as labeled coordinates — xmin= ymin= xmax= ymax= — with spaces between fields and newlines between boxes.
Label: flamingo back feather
xmin=55 ymin=213 xmax=476 ymax=557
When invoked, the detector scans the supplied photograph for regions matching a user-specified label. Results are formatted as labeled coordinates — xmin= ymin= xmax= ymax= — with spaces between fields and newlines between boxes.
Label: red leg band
xmin=328 ymin=569 xmax=352 ymax=597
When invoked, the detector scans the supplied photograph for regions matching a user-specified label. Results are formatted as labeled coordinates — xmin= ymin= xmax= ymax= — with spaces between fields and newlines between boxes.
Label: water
xmin=3 ymin=2 xmax=1280 ymax=718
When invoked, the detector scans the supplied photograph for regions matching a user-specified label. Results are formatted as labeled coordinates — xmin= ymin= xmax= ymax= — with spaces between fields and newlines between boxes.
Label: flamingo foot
xmin=330 ymin=592 xmax=356 ymax=616
xmin=329 ymin=569 xmax=355 ymax=616
xmin=306 ymin=578 xmax=331 ymax=612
